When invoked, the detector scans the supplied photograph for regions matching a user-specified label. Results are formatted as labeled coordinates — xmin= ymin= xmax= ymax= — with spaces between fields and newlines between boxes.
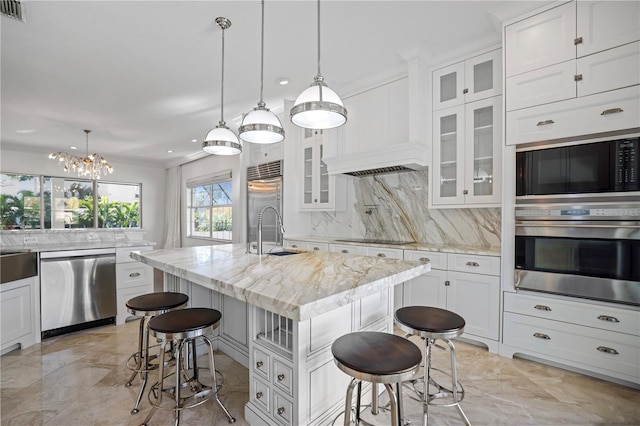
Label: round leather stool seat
xmin=147 ymin=307 xmax=222 ymax=340
xmin=126 ymin=292 xmax=189 ymax=316
xmin=395 ymin=306 xmax=465 ymax=340
xmin=332 ymin=331 xmax=422 ymax=383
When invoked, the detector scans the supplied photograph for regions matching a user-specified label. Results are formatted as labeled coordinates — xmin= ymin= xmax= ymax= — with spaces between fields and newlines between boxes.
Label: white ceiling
xmin=1 ymin=0 xmax=544 ymax=168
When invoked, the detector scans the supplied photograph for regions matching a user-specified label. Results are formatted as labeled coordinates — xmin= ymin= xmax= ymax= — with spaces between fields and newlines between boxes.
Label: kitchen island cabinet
xmin=131 ymin=244 xmax=429 ymax=426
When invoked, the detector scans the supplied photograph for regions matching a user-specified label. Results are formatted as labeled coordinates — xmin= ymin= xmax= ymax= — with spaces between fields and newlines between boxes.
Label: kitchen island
xmin=131 ymin=243 xmax=430 ymax=426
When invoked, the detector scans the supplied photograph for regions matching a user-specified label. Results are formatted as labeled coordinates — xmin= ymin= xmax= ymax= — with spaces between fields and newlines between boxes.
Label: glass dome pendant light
xmin=202 ymin=17 xmax=242 ymax=156
xmin=238 ymin=0 xmax=285 ymax=144
xmin=290 ymin=0 xmax=347 ymax=130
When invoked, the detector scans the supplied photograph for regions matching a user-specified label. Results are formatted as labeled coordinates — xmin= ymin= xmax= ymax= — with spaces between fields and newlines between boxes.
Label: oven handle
xmin=516 ymin=221 xmax=640 ymax=228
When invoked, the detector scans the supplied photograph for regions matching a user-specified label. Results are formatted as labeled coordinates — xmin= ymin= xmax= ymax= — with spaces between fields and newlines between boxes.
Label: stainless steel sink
xmin=1 ymin=251 xmax=37 ymax=284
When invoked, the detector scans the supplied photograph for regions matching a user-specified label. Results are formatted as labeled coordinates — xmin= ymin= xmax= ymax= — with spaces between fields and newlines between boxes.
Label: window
xmin=187 ymin=172 xmax=232 ymax=241
xmin=0 ymin=173 xmax=141 ymax=229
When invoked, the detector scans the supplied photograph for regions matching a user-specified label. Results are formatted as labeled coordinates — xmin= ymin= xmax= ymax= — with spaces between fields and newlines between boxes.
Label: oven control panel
xmin=516 ymin=205 xmax=640 ymax=220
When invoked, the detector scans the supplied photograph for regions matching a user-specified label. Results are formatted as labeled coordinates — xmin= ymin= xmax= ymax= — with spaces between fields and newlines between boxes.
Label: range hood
xmin=324 ymin=141 xmax=428 ymax=177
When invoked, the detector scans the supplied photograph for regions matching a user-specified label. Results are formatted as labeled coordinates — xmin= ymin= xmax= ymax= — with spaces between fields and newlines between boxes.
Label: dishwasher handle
xmin=40 ymin=248 xmax=116 ymax=260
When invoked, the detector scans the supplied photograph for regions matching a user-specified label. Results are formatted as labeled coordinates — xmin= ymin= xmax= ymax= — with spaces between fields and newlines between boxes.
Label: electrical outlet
xmin=23 ymin=236 xmax=38 ymax=244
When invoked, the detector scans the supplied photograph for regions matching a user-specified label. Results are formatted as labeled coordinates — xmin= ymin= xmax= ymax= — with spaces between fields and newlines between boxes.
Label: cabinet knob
xmin=277 ymin=407 xmax=285 ymax=415
xmin=256 ymin=391 xmax=263 ymax=399
xmin=256 ymin=361 xmax=263 ymax=368
xmin=377 ymin=253 xmax=386 ymax=258
xmin=418 ymin=257 xmax=430 ymax=263
xmin=465 ymin=261 xmax=480 ymax=267
xmin=313 ymin=246 xmax=320 ymax=251
xmin=463 ymin=88 xmax=468 ymax=94
xmin=574 ymin=74 xmax=583 ymax=82
xmin=533 ymin=332 xmax=550 ymax=340
xmin=574 ymin=36 xmax=583 ymax=45
xmin=534 ymin=305 xmax=551 ymax=311
xmin=444 ymin=280 xmax=450 ymax=287
xmin=129 ymin=272 xmax=141 ymax=278
xmin=596 ymin=346 xmax=619 ymax=355
xmin=597 ymin=315 xmax=619 ymax=323
xmin=277 ymin=374 xmax=285 ymax=382
xmin=536 ymin=119 xmax=555 ymax=126
xmin=601 ymin=107 xmax=623 ymax=116
xmin=341 ymin=249 xmax=349 ymax=254
xmin=291 ymin=244 xmax=298 ymax=248
xmin=314 ymin=198 xmax=318 ymax=202
xmin=463 ymin=189 xmax=468 ymax=195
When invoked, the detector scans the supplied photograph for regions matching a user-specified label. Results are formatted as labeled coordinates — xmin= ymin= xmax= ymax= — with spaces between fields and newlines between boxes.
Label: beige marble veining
xmin=131 ymin=244 xmax=430 ymax=321
xmin=2 ymin=321 xmax=638 ymax=425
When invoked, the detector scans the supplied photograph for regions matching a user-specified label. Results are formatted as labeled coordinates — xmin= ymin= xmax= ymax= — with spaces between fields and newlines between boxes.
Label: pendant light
xmin=290 ymin=0 xmax=347 ymax=130
xmin=238 ymin=0 xmax=285 ymax=144
xmin=203 ymin=17 xmax=242 ymax=156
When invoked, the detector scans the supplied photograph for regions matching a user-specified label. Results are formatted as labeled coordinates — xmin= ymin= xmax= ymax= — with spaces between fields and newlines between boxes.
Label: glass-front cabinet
xmin=432 ymin=96 xmax=502 ymax=207
xmin=300 ymin=129 xmax=334 ymax=211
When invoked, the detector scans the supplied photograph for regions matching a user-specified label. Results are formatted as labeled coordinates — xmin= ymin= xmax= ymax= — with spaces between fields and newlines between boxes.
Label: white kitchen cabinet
xmin=300 ymin=129 xmax=336 ymax=211
xmin=432 ymin=96 xmax=502 ymax=207
xmin=576 ymin=1 xmax=640 ymax=58
xmin=1 ymin=276 xmax=37 ymax=354
xmin=404 ymin=250 xmax=501 ymax=352
xmin=116 ymin=245 xmax=154 ymax=325
xmin=283 ymin=239 xmax=328 ymax=253
xmin=433 ymin=48 xmax=502 ymax=110
xmin=327 ymin=243 xmax=363 ymax=256
xmin=503 ymin=292 xmax=640 ymax=385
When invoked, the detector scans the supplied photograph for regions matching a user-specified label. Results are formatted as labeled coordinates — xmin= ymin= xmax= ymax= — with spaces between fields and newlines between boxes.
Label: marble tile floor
xmin=0 ymin=320 xmax=638 ymax=426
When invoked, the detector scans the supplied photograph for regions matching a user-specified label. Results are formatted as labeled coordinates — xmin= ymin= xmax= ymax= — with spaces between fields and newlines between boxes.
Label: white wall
xmin=0 ymin=147 xmax=166 ymax=245
xmin=180 ymin=152 xmax=243 ymax=247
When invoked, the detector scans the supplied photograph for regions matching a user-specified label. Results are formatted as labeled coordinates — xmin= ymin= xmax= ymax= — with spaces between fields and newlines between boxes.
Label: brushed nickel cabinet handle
xmin=597 ymin=346 xmax=619 ymax=355
xmin=601 ymin=107 xmax=623 ymax=115
xmin=377 ymin=253 xmax=386 ymax=258
xmin=597 ymin=315 xmax=620 ymax=323
xmin=341 ymin=249 xmax=349 ymax=254
xmin=444 ymin=280 xmax=450 ymax=287
xmin=129 ymin=272 xmax=141 ymax=278
xmin=277 ymin=374 xmax=285 ymax=381
xmin=533 ymin=332 xmax=550 ymax=340
xmin=256 ymin=361 xmax=263 ymax=368
xmin=463 ymin=88 xmax=469 ymax=94
xmin=536 ymin=119 xmax=555 ymax=126
xmin=574 ymin=36 xmax=583 ymax=45
xmin=419 ymin=257 xmax=431 ymax=263
xmin=534 ymin=305 xmax=551 ymax=311
xmin=463 ymin=189 xmax=469 ymax=194
xmin=256 ymin=391 xmax=263 ymax=399
xmin=277 ymin=407 xmax=285 ymax=415
xmin=466 ymin=261 xmax=479 ymax=267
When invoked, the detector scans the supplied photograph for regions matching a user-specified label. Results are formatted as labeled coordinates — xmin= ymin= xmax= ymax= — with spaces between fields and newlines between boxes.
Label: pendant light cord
xmin=220 ymin=23 xmax=226 ymax=125
xmin=84 ymin=129 xmax=90 ymax=157
xmin=259 ymin=0 xmax=265 ymax=105
xmin=316 ymin=0 xmax=321 ymax=78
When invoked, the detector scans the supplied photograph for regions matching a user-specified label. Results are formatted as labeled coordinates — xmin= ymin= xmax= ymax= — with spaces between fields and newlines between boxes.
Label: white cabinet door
xmin=577 ymin=41 xmax=640 ymax=97
xmin=506 ymin=60 xmax=576 ymax=111
xmin=300 ymin=130 xmax=335 ymax=211
xmin=464 ymin=96 xmax=502 ymax=205
xmin=403 ymin=269 xmax=447 ymax=309
xmin=433 ymin=61 xmax=465 ymax=110
xmin=576 ymin=1 xmax=640 ymax=58
xmin=446 ymin=271 xmax=500 ymax=340
xmin=433 ymin=105 xmax=465 ymax=205
xmin=0 ymin=280 xmax=32 ymax=347
xmin=505 ymin=1 xmax=576 ymax=77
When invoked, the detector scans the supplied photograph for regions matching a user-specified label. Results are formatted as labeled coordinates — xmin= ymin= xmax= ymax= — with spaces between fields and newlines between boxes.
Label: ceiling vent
xmin=247 ymin=160 xmax=282 ymax=181
xmin=1 ymin=0 xmax=24 ymax=21
xmin=343 ymin=165 xmax=413 ymax=177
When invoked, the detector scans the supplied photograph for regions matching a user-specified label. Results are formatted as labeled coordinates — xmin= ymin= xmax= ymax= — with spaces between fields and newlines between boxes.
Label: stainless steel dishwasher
xmin=40 ymin=248 xmax=117 ymax=338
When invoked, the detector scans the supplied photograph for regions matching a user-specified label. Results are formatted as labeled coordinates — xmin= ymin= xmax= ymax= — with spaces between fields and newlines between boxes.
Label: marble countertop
xmin=285 ymin=236 xmax=501 ymax=256
xmin=1 ymin=240 xmax=156 ymax=253
xmin=131 ymin=243 xmax=430 ymax=322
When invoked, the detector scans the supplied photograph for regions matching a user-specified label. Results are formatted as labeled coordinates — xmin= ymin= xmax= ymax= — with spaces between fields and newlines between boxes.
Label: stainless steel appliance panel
xmin=247 ymin=161 xmax=283 ymax=252
xmin=40 ymin=249 xmax=116 ymax=332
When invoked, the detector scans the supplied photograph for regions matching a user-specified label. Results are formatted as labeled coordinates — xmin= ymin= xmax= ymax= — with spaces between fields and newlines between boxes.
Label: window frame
xmin=186 ymin=171 xmax=233 ymax=242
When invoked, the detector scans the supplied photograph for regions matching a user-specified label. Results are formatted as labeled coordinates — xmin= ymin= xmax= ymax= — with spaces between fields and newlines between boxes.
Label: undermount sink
xmin=267 ymin=250 xmax=301 ymax=257
xmin=1 ymin=251 xmax=38 ymax=284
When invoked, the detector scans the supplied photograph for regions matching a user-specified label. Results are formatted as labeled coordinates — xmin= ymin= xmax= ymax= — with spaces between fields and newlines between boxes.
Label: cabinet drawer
xmin=253 ymin=347 xmax=271 ymax=381
xmin=447 ymin=253 xmax=500 ymax=276
xmin=284 ymin=240 xmax=329 ymax=252
xmin=577 ymin=41 xmax=640 ymax=98
xmin=251 ymin=378 xmax=270 ymax=413
xmin=403 ymin=250 xmax=447 ymax=270
xmin=504 ymin=292 xmax=640 ymax=336
xmin=116 ymin=285 xmax=153 ymax=323
xmin=506 ymin=85 xmax=640 ymax=145
xmin=504 ymin=311 xmax=640 ymax=382
xmin=362 ymin=246 xmax=403 ymax=260
xmin=272 ymin=391 xmax=293 ymax=426
xmin=116 ymin=262 xmax=152 ymax=288
xmin=329 ymin=244 xmax=363 ymax=255
xmin=116 ymin=245 xmax=153 ymax=263
xmin=506 ymin=60 xmax=576 ymax=111
xmin=273 ymin=359 xmax=293 ymax=396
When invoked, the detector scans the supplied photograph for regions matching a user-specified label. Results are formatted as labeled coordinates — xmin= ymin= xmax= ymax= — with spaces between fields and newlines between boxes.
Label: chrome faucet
xmin=257 ymin=205 xmax=285 ymax=255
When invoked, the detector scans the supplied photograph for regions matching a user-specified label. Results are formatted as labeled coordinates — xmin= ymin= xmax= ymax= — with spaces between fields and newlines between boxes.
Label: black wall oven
xmin=514 ymin=203 xmax=640 ymax=306
xmin=516 ymin=136 xmax=639 ymax=202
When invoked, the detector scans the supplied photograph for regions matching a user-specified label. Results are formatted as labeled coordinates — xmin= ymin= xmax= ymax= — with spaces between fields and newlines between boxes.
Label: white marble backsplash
xmin=0 ymin=228 xmax=149 ymax=248
xmin=310 ymin=169 xmax=501 ymax=248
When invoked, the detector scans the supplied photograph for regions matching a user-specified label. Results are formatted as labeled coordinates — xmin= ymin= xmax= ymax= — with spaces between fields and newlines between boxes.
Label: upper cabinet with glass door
xmin=300 ymin=129 xmax=335 ymax=211
xmin=432 ymin=49 xmax=502 ymax=111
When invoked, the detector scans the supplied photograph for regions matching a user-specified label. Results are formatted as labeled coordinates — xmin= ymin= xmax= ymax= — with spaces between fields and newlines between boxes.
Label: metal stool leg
xmin=132 ymin=318 xmax=151 ymax=414
xmin=344 ymin=378 xmax=358 ymax=426
xmin=445 ymin=338 xmax=470 ymax=426
xmin=384 ymin=383 xmax=399 ymax=426
xmin=126 ymin=317 xmax=146 ymax=387
xmin=202 ymin=335 xmax=236 ymax=423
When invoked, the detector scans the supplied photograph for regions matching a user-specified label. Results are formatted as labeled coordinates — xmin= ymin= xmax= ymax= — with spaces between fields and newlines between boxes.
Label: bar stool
xmin=332 ymin=331 xmax=422 ymax=426
xmin=141 ymin=307 xmax=235 ymax=426
xmin=125 ymin=292 xmax=189 ymax=415
xmin=395 ymin=306 xmax=470 ymax=426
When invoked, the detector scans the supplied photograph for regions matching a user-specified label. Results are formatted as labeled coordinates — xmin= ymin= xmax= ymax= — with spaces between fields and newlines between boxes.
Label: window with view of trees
xmin=0 ymin=173 xmax=141 ymax=230
xmin=187 ymin=178 xmax=232 ymax=241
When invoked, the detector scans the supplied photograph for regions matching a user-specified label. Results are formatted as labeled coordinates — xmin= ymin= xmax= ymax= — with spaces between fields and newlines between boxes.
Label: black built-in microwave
xmin=516 ymin=137 xmax=639 ymax=198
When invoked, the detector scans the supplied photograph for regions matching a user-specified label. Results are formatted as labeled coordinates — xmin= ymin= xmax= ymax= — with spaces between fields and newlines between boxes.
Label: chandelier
xmin=49 ymin=129 xmax=113 ymax=180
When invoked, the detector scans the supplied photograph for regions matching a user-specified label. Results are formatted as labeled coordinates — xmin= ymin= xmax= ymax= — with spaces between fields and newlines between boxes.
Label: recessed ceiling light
xmin=16 ymin=129 xmax=36 ymax=134
xmin=167 ymin=150 xmax=174 ymax=153
xmin=276 ymin=77 xmax=289 ymax=86
xmin=69 ymin=146 xmax=78 ymax=150
xmin=191 ymin=139 xmax=197 ymax=143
